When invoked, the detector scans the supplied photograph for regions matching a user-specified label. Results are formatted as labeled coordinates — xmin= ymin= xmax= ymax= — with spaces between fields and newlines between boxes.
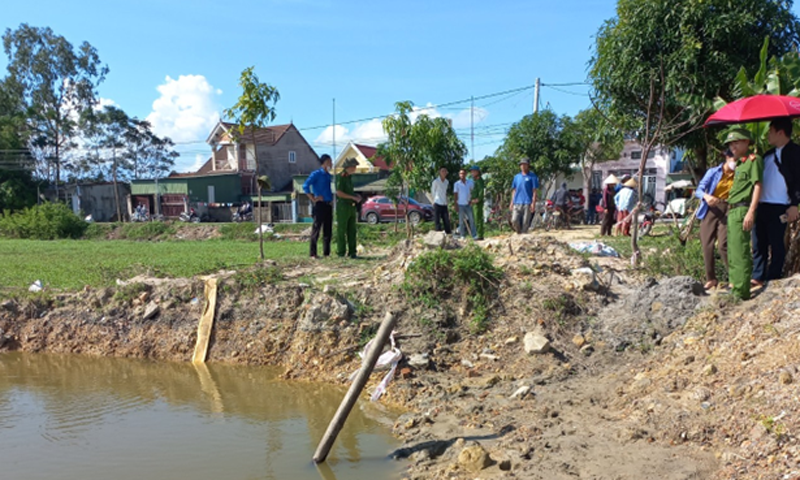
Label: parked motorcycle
xmin=637 ymin=201 xmax=664 ymax=240
xmin=179 ymin=208 xmax=201 ymax=223
xmin=131 ymin=209 xmax=149 ymax=222
xmin=233 ymin=210 xmax=253 ymax=222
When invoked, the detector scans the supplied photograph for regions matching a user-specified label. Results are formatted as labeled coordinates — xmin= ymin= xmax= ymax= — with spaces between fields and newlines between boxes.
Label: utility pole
xmin=332 ymin=98 xmax=336 ymax=160
xmin=533 ymin=78 xmax=541 ymax=114
xmin=470 ymin=95 xmax=474 ymax=162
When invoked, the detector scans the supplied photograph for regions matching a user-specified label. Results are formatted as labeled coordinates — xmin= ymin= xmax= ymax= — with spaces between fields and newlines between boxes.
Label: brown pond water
xmin=0 ymin=353 xmax=401 ymax=480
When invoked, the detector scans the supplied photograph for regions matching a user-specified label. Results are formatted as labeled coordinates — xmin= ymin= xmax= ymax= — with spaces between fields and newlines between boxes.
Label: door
xmin=208 ymin=185 xmax=215 ymax=204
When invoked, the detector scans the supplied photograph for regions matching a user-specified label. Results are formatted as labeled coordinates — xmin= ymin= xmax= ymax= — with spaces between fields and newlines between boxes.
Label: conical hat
xmin=623 ymin=178 xmax=638 ymax=188
xmin=603 ymin=174 xmax=619 ymax=185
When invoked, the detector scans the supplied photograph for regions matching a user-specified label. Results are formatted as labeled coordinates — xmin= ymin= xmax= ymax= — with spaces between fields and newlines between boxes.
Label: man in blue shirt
xmin=303 ymin=154 xmax=334 ymax=258
xmin=509 ymin=158 xmax=539 ymax=233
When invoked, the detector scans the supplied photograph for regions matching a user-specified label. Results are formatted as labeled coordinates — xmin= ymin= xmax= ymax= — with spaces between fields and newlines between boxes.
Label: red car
xmin=360 ymin=195 xmax=434 ymax=225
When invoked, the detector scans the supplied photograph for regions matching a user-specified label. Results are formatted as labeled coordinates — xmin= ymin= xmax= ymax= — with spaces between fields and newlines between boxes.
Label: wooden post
xmin=312 ymin=311 xmax=397 ymax=464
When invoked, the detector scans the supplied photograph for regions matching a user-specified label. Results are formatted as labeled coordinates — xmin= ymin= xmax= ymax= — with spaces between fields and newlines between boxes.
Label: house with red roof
xmin=333 ymin=142 xmax=392 ymax=173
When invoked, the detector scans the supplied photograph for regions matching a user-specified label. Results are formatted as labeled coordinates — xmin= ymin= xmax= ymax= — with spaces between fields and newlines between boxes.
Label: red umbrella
xmin=704 ymin=94 xmax=800 ymax=126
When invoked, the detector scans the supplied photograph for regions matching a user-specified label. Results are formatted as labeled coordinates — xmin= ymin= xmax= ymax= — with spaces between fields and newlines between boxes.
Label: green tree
xmin=224 ymin=66 xmax=280 ymax=260
xmin=589 ymin=0 xmax=800 ymax=174
xmin=0 ymin=77 xmax=36 ymax=212
xmin=562 ymin=107 xmax=624 ymax=203
xmin=377 ymin=101 xmax=467 ymax=239
xmin=3 ymin=24 xmax=108 ymax=198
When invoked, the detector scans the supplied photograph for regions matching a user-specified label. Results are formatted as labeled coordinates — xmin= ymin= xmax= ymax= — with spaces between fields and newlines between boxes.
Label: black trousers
xmin=433 ymin=204 xmax=452 ymax=234
xmin=310 ymin=201 xmax=333 ymax=257
xmin=752 ymin=202 xmax=790 ymax=281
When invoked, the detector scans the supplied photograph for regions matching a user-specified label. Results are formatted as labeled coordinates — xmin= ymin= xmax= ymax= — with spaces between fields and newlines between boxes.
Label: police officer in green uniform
xmin=336 ymin=158 xmax=361 ymax=258
xmin=724 ymin=128 xmax=764 ymax=300
xmin=470 ymin=165 xmax=485 ymax=240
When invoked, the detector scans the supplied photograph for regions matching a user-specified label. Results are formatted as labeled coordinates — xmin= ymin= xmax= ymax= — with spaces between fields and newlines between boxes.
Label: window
xmin=288 ymin=151 xmax=296 ymax=163
xmin=631 ymin=150 xmax=642 ymax=160
xmin=647 ymin=150 xmax=656 ymax=159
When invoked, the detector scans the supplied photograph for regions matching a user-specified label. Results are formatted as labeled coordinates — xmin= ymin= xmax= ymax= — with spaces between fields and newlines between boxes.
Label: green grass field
xmin=0 ymin=239 xmax=309 ymax=291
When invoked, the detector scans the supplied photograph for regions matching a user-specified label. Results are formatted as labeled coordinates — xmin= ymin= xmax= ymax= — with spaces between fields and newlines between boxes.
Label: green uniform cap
xmin=342 ymin=158 xmax=359 ymax=168
xmin=723 ymin=128 xmax=753 ymax=144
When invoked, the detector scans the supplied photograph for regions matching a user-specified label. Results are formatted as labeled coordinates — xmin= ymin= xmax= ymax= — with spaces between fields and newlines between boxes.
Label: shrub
xmin=0 ymin=202 xmax=87 ymax=239
xmin=119 ymin=222 xmax=176 ymax=240
xmin=219 ymin=222 xmax=259 ymax=241
xmin=402 ymin=244 xmax=503 ymax=333
xmin=83 ymin=222 xmax=114 ymax=240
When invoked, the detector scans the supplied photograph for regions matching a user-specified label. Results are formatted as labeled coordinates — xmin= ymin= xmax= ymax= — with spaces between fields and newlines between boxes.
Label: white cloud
xmin=313 ymin=104 xmax=489 ymax=149
xmin=146 ymin=74 xmax=221 ymax=144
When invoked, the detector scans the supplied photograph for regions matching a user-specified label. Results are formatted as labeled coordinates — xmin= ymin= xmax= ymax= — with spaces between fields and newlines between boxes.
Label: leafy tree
xmin=0 ymin=76 xmax=36 ymax=211
xmin=562 ymin=107 xmax=624 ymax=203
xmin=224 ymin=66 xmax=280 ymax=260
xmin=377 ymin=101 xmax=467 ymax=239
xmin=589 ymin=0 xmax=800 ymax=173
xmin=3 ymin=24 xmax=108 ymax=197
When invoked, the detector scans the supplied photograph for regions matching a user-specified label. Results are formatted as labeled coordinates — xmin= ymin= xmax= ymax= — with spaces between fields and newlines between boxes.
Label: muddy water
xmin=0 ymin=353 xmax=401 ymax=480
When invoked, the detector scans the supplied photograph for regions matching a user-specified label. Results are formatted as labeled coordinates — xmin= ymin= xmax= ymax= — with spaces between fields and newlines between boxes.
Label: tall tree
xmin=589 ymin=0 xmax=800 ymax=174
xmin=377 ymin=101 xmax=467 ymax=239
xmin=0 ymin=77 xmax=36 ymax=211
xmin=224 ymin=66 xmax=280 ymax=260
xmin=562 ymin=108 xmax=624 ymax=203
xmin=3 ymin=24 xmax=108 ymax=198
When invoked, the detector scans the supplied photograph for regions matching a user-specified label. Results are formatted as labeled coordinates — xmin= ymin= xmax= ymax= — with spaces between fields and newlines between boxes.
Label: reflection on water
xmin=0 ymin=353 xmax=400 ymax=480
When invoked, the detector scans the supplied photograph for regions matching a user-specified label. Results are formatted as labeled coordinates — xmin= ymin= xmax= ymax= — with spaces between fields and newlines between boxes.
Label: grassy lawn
xmin=0 ymin=239 xmax=309 ymax=291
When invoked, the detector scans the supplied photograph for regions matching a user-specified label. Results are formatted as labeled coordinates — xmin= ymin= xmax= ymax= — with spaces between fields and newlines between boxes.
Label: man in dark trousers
xmin=336 ymin=158 xmax=362 ymax=259
xmin=303 ymin=154 xmax=334 ymax=258
xmin=752 ymin=118 xmax=800 ymax=286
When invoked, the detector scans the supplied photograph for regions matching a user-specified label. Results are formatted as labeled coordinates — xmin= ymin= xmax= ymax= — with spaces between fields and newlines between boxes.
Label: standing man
xmin=724 ymin=128 xmax=763 ymax=300
xmin=454 ymin=169 xmax=477 ymax=239
xmin=599 ymin=175 xmax=618 ymax=236
xmin=752 ymin=118 xmax=800 ymax=287
xmin=336 ymin=158 xmax=362 ymax=259
xmin=303 ymin=154 xmax=334 ymax=258
xmin=470 ymin=165 xmax=485 ymax=240
xmin=431 ymin=167 xmax=452 ymax=234
xmin=695 ymin=150 xmax=736 ymax=290
xmin=509 ymin=158 xmax=539 ymax=233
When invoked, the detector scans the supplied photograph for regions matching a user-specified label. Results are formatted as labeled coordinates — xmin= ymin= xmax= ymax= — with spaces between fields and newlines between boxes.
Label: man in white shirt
xmin=752 ymin=118 xmax=800 ymax=285
xmin=430 ymin=167 xmax=452 ymax=234
xmin=453 ymin=168 xmax=477 ymax=239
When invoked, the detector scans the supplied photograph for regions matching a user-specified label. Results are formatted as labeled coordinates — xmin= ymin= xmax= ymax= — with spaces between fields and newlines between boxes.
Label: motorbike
xmin=233 ymin=210 xmax=253 ymax=222
xmin=637 ymin=201 xmax=663 ymax=239
xmin=131 ymin=209 xmax=149 ymax=222
xmin=179 ymin=208 xmax=201 ymax=223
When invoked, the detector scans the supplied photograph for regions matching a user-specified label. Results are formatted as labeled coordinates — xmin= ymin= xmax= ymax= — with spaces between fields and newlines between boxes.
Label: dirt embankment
xmin=1 ymin=233 xmax=797 ymax=479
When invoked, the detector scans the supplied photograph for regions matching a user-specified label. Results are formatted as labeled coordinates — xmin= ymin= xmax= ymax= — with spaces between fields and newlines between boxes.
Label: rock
xmin=142 ymin=302 xmax=160 ymax=321
xmin=572 ymin=334 xmax=586 ymax=348
xmin=0 ymin=329 xmax=6 ymax=349
xmin=461 ymin=359 xmax=475 ymax=369
xmin=505 ymin=336 xmax=519 ymax=345
xmin=0 ymin=299 xmax=15 ymax=312
xmin=729 ymin=384 xmax=748 ymax=398
xmin=457 ymin=445 xmax=492 ymax=472
xmin=571 ymin=267 xmax=600 ymax=292
xmin=524 ymin=332 xmax=550 ymax=354
xmin=580 ymin=344 xmax=594 ymax=356
xmin=779 ymin=370 xmax=793 ymax=385
xmin=479 ymin=353 xmax=500 ymax=361
xmin=422 ymin=231 xmax=448 ymax=249
xmin=482 ymin=375 xmax=501 ymax=388
xmin=703 ymin=364 xmax=717 ymax=376
xmin=498 ymin=458 xmax=512 ymax=471
xmin=510 ymin=386 xmax=531 ymax=400
xmin=408 ymin=353 xmax=430 ymax=369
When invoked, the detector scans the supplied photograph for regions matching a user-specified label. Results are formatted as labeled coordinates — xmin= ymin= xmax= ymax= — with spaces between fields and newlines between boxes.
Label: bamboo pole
xmin=312 ymin=311 xmax=397 ymax=464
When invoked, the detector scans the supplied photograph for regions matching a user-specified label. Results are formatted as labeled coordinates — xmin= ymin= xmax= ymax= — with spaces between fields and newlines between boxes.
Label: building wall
xmin=67 ymin=183 xmax=131 ymax=222
xmin=255 ymin=126 xmax=319 ymax=192
xmin=185 ymin=175 xmax=242 ymax=204
xmin=590 ymin=142 xmax=672 ymax=204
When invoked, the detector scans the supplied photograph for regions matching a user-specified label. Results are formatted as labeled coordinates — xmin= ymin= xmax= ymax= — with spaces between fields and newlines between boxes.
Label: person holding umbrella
xmin=751 ymin=118 xmax=800 ymax=287
xmin=724 ymin=128 xmax=764 ymax=300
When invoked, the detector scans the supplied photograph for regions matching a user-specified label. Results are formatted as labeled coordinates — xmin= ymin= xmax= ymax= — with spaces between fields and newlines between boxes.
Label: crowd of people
xmin=301 ymin=123 xmax=798 ymax=302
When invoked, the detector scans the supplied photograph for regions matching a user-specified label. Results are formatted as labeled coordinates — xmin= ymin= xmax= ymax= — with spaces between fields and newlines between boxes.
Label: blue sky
xmin=3 ymin=0 xmax=770 ymax=172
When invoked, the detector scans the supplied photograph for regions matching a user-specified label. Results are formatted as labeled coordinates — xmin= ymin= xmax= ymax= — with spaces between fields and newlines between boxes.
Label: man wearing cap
xmin=599 ymin=174 xmax=618 ymax=236
xmin=431 ymin=167 xmax=452 ymax=234
xmin=752 ymin=118 xmax=800 ymax=287
xmin=336 ymin=158 xmax=362 ymax=258
xmin=695 ymin=150 xmax=736 ymax=289
xmin=552 ymin=181 xmax=572 ymax=229
xmin=614 ymin=178 xmax=638 ymax=236
xmin=509 ymin=158 xmax=539 ymax=233
xmin=725 ymin=128 xmax=763 ymax=300
xmin=454 ymin=168 xmax=478 ymax=239
xmin=303 ymin=154 xmax=334 ymax=258
xmin=470 ymin=165 xmax=485 ymax=240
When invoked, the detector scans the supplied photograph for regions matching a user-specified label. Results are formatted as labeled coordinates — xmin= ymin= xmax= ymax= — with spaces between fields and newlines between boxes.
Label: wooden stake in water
xmin=312 ymin=311 xmax=397 ymax=464
xmin=192 ymin=277 xmax=218 ymax=364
